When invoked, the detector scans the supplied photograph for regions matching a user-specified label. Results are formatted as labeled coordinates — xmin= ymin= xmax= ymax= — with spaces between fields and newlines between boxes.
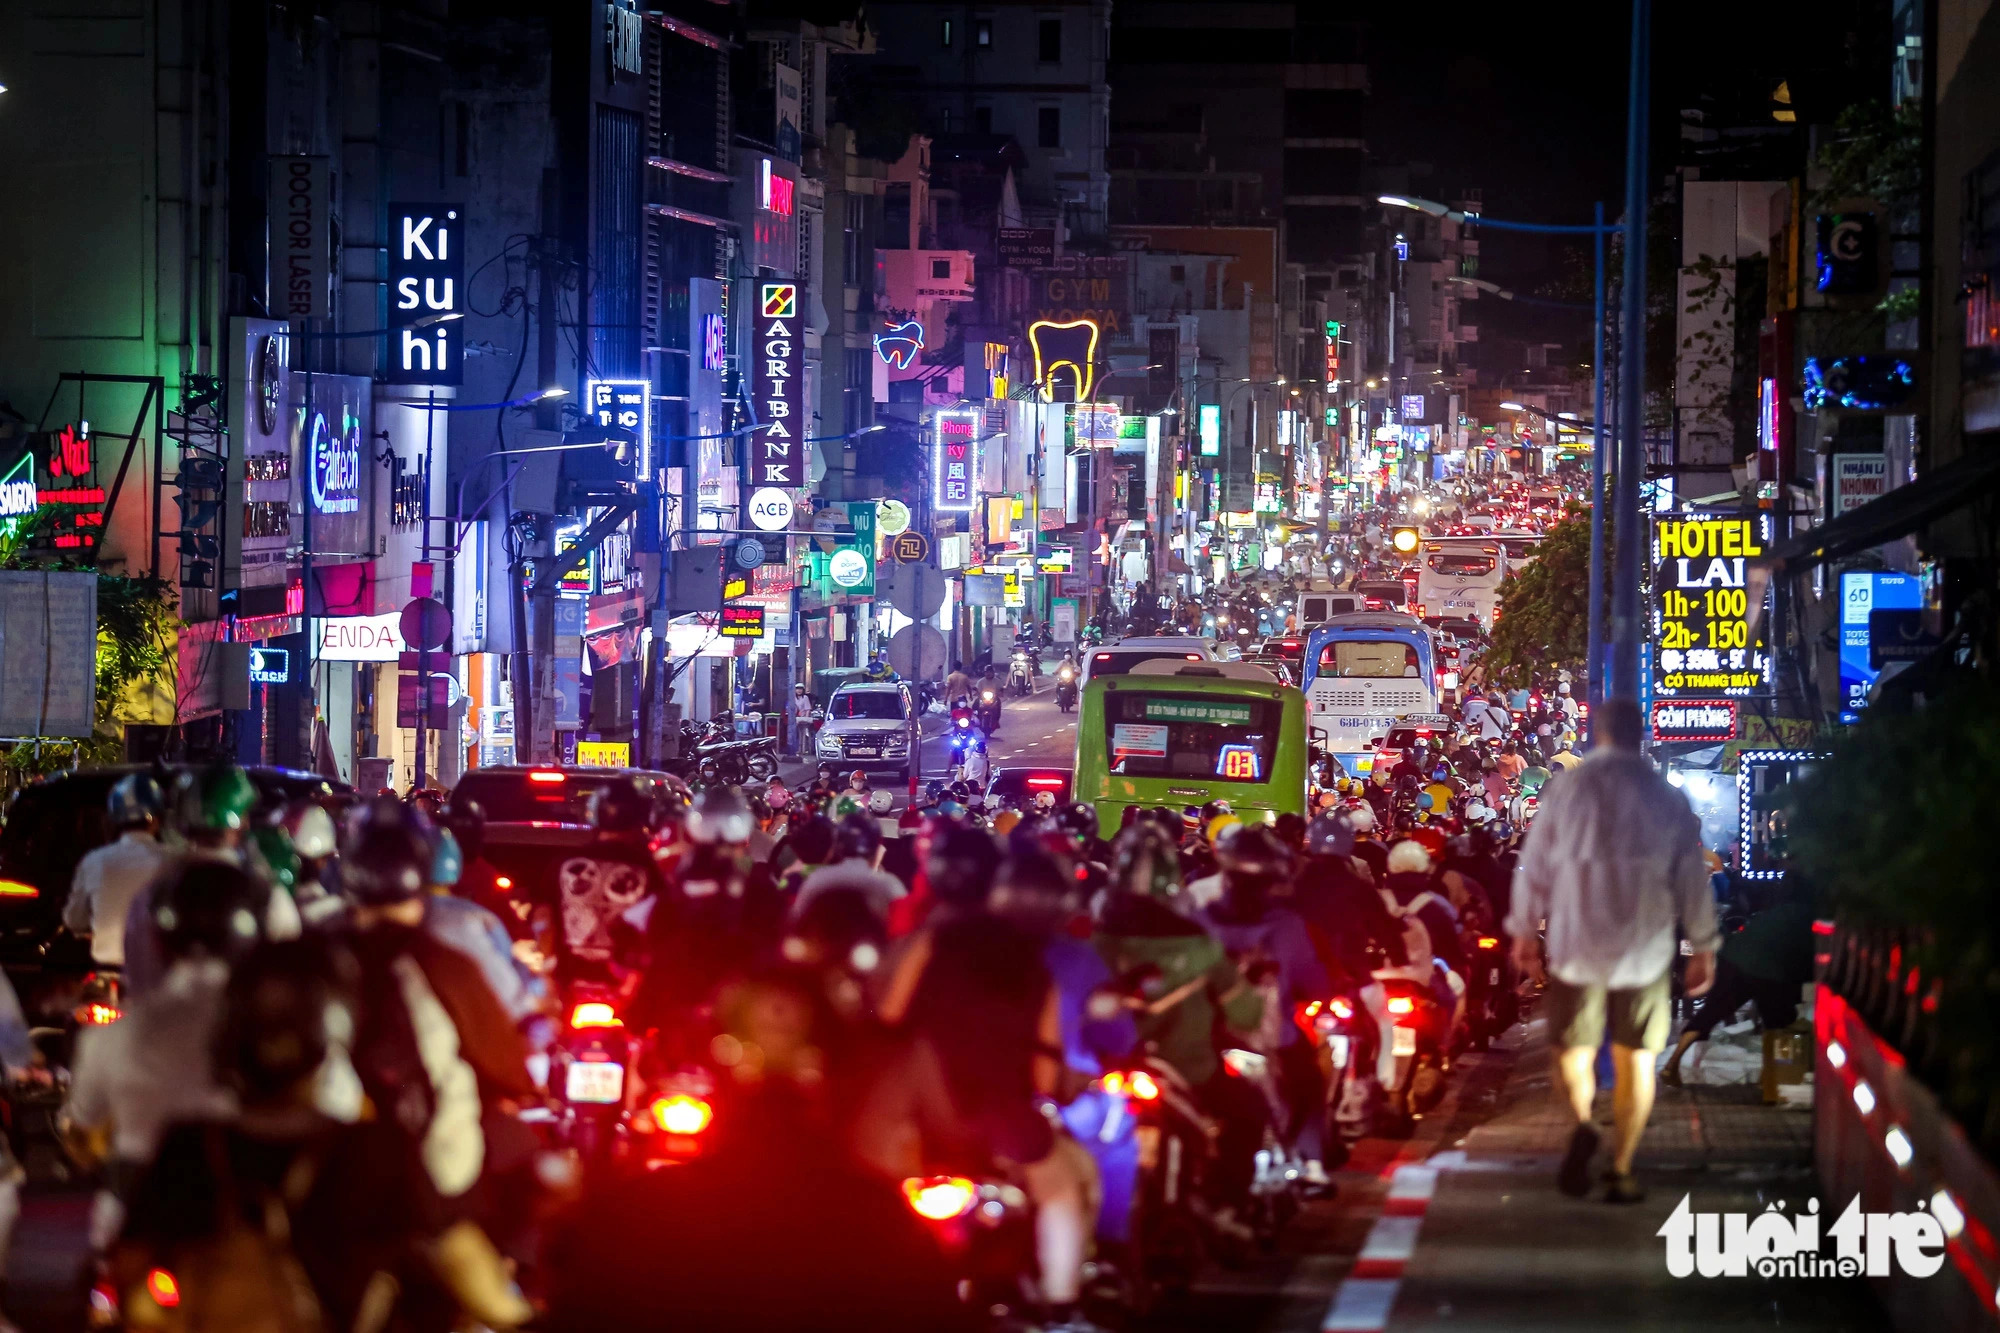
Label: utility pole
xmin=1611 ymin=0 xmax=1652 ymax=701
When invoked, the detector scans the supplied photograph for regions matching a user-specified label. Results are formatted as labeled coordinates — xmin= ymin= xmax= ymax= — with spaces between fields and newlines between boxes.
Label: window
xmin=1427 ymin=553 xmax=1496 ymax=576
xmin=1169 ymin=264 xmax=1186 ymax=283
xmin=831 ymin=690 xmax=907 ymax=720
xmin=1038 ymin=17 xmax=1061 ymax=62
xmin=940 ymin=17 xmax=953 ymax=46
xmin=843 ymin=195 xmax=865 ymax=285
xmin=939 ymin=106 xmax=953 ymax=132
xmin=973 ymin=105 xmax=992 ymax=134
xmin=1038 ymin=106 xmax=1062 ymax=149
xmin=930 ymin=257 xmax=952 ymax=279
xmin=975 ymin=18 xmax=992 ymax=48
xmin=1102 ymin=692 xmax=1278 ymax=783
xmin=1319 ymin=641 xmax=1422 ymax=679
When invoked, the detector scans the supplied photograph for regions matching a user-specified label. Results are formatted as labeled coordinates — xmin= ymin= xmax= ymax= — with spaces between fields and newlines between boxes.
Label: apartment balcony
xmin=878 ymin=248 xmax=976 ymax=306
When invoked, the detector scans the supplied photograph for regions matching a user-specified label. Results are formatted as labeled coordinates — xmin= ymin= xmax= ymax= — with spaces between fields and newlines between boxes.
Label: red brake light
xmin=528 ymin=770 xmax=566 ymax=784
xmin=1477 ymin=936 xmax=1499 ymax=950
xmin=144 ymin=1269 xmax=180 ymax=1309
xmin=0 ymin=879 xmax=39 ymax=899
xmin=1102 ymin=1069 xmax=1161 ymax=1101
xmin=650 ymin=1093 xmax=713 ymax=1135
xmin=75 ymin=1002 xmax=121 ymax=1026
xmin=1387 ymin=996 xmax=1415 ymax=1016
xmin=1026 ymin=776 xmax=1064 ymax=788
xmin=903 ymin=1176 xmax=978 ymax=1220
xmin=1329 ymin=997 xmax=1355 ymax=1020
xmin=495 ymin=875 xmax=514 ymax=890
xmin=1095 ymin=653 xmax=1111 ymax=661
xmin=1185 ymin=653 xmax=1202 ymax=660
xmin=569 ymin=1001 xmax=621 ymax=1029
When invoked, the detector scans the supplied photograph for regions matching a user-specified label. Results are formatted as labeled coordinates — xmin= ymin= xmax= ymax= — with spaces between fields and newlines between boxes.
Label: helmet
xmin=765 ymin=784 xmax=793 ymax=812
xmin=151 ymin=858 xmax=274 ymax=963
xmin=834 ymin=812 xmax=882 ymax=863
xmin=1214 ymin=822 xmax=1294 ymax=879
xmin=927 ymin=825 xmax=1000 ymax=908
xmin=1204 ymin=812 xmax=1242 ymax=844
xmin=107 ymin=774 xmax=165 ymax=828
xmin=848 ymin=770 xmax=869 ymax=788
xmin=1108 ymin=822 xmax=1185 ymax=905
xmin=176 ymin=764 xmax=258 ymax=834
xmin=1346 ymin=803 xmax=1378 ymax=834
xmin=590 ymin=777 xmax=653 ymax=835
xmin=1557 ymin=681 xmax=1571 ymax=695
xmin=1055 ymin=802 xmax=1100 ymax=844
xmin=1032 ymin=790 xmax=1057 ymax=812
xmin=685 ymin=788 xmax=755 ymax=846
xmin=785 ymin=813 xmax=838 ymax=865
xmin=215 ymin=937 xmax=359 ymax=1105
xmin=1304 ymin=810 xmax=1356 ymax=859
xmin=340 ymin=798 xmax=437 ymax=906
xmin=430 ymin=828 xmax=464 ymax=887
xmin=284 ymin=804 xmax=338 ymax=861
xmin=867 ymin=789 xmax=895 ymax=815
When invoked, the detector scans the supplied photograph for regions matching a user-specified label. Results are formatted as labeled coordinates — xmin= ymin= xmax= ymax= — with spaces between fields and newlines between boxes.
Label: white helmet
xmin=1346 ymin=803 xmax=1377 ymax=834
xmin=285 ymin=804 xmax=338 ymax=860
xmin=1557 ymin=681 xmax=1570 ymax=695
xmin=867 ymin=789 xmax=895 ymax=815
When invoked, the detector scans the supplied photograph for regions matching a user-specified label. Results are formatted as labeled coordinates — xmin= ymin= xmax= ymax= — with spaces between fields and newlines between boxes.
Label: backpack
xmin=1378 ymin=888 xmax=1436 ymax=976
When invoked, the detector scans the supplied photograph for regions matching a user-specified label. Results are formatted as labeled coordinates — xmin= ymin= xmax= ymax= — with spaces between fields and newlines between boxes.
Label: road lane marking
xmin=1321 ymin=1277 xmax=1400 ymax=1332
xmin=1319 ymin=1162 xmax=1439 ymax=1330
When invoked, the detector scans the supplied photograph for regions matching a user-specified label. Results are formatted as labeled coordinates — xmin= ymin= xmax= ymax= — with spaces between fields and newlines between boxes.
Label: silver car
xmin=815 ymin=681 xmax=916 ymax=772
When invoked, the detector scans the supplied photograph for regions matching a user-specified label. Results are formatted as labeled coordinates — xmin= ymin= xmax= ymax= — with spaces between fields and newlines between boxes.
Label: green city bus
xmin=1074 ymin=661 xmax=1309 ymax=838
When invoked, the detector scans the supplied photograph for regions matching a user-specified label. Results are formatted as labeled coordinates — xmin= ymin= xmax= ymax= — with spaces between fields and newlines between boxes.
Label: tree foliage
xmin=1484 ymin=508 xmax=1604 ymax=689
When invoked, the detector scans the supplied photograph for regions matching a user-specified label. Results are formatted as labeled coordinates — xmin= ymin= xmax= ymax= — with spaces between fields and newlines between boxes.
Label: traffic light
xmin=1391 ymin=525 xmax=1421 ymax=555
xmin=173 ymin=451 xmax=224 ymax=588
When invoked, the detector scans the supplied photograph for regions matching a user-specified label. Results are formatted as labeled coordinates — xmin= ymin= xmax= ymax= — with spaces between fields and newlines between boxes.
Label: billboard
xmin=386 ymin=203 xmax=465 ymax=385
xmin=933 ymin=410 xmax=978 ymax=514
xmin=1650 ymin=511 xmax=1773 ymax=698
xmin=1838 ymin=570 xmax=1922 ymax=722
xmin=744 ymin=281 xmax=805 ymax=524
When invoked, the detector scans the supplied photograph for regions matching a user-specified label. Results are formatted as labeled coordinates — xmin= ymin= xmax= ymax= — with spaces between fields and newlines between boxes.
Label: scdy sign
xmin=1651 ymin=513 xmax=1772 ymax=697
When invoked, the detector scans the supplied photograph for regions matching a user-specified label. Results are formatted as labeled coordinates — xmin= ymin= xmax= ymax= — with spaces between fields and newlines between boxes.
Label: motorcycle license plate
xmin=565 ymin=1061 xmax=625 ymax=1105
xmin=1392 ymin=1026 xmax=1418 ymax=1057
xmin=1134 ymin=1123 xmax=1161 ymax=1169
xmin=1489 ymin=968 xmax=1500 ymax=985
xmin=1327 ymin=1034 xmax=1351 ymax=1069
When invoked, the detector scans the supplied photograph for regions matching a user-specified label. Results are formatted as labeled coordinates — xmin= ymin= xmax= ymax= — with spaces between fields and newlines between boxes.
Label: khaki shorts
xmin=1544 ymin=971 xmax=1673 ymax=1053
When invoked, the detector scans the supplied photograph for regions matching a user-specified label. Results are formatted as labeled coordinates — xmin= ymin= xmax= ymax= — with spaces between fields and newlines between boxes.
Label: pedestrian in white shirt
xmin=63 ymin=775 xmax=170 ymax=968
xmin=1505 ymin=697 xmax=1717 ymax=1204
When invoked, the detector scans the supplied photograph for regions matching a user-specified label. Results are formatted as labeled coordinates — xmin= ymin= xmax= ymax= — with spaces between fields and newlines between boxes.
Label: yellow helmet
xmin=1205 ymin=813 xmax=1243 ymax=844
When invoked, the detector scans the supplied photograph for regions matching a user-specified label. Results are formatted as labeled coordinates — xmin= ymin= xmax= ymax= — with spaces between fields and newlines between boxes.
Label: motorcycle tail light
xmin=1477 ymin=936 xmax=1499 ymax=950
xmin=1329 ymin=997 xmax=1355 ymax=1020
xmin=143 ymin=1269 xmax=180 ymax=1310
xmin=1103 ymin=1069 xmax=1160 ymax=1101
xmin=75 ymin=1002 xmax=121 ymax=1026
xmin=1387 ymin=996 xmax=1415 ymax=1016
xmin=495 ymin=876 xmax=513 ymax=890
xmin=650 ymin=1093 xmax=714 ymax=1135
xmin=0 ymin=879 xmax=39 ymax=899
xmin=569 ymin=1001 xmax=622 ymax=1029
xmin=902 ymin=1176 xmax=978 ymax=1221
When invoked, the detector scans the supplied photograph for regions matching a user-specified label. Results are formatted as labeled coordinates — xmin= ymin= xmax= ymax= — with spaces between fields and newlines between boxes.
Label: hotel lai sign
xmin=1651 ymin=512 xmax=1773 ymax=698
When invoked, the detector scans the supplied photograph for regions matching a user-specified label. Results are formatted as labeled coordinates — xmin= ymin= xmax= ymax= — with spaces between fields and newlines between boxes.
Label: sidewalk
xmin=1366 ymin=1017 xmax=1882 ymax=1331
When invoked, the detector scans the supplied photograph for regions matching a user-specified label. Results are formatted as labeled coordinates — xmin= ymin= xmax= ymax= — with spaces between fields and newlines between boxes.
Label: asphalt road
xmin=921 ymin=675 xmax=1078 ymax=777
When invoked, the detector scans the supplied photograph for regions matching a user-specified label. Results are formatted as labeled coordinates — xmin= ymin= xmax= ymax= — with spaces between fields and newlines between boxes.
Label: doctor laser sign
xmin=388 ymin=203 xmax=465 ymax=386
xmin=1651 ymin=513 xmax=1773 ymax=697
xmin=744 ymin=282 xmax=805 ymax=526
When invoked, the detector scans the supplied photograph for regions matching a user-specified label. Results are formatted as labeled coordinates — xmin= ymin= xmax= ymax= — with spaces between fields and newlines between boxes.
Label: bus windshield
xmin=1103 ymin=691 xmax=1279 ymax=783
xmin=1320 ymin=640 xmax=1423 ymax=678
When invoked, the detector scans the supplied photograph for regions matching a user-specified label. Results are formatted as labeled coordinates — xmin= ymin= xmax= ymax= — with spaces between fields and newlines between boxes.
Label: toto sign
xmin=308 ymin=409 xmax=361 ymax=514
xmin=747 ymin=486 xmax=794 ymax=532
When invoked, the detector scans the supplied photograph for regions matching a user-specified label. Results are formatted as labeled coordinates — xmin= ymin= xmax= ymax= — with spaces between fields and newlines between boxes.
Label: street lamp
xmin=1383 ymin=191 xmax=1623 ymax=721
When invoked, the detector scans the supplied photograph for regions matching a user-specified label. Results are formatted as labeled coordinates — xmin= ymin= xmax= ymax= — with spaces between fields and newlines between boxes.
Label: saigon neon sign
xmin=1027 ymin=317 xmax=1100 ymax=402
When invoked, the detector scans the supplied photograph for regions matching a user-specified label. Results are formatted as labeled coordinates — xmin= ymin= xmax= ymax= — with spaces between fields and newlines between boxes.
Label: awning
xmin=1765 ymin=445 xmax=2000 ymax=573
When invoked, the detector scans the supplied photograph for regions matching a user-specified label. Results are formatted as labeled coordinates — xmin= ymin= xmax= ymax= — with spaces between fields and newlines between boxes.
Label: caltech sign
xmin=307 ymin=408 xmax=362 ymax=514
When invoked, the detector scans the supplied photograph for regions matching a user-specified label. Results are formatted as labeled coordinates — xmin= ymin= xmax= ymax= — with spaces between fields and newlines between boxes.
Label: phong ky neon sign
xmin=933 ymin=410 xmax=979 ymax=514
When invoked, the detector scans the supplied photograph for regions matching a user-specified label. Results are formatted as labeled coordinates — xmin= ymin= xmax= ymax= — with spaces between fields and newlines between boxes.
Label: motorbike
xmin=1299 ymin=984 xmax=1387 ymax=1154
xmin=1009 ymin=649 xmax=1035 ymax=698
xmin=551 ymin=987 xmax=642 ymax=1166
xmin=7 ymin=970 xmax=123 ymax=1185
xmin=975 ymin=686 xmax=1002 ymax=735
xmin=1054 ymin=661 xmax=1078 ymax=713
xmin=1461 ymin=929 xmax=1512 ymax=1048
xmin=1371 ymin=973 xmax=1451 ymax=1136
xmin=901 ymin=1169 xmax=1038 ymax=1323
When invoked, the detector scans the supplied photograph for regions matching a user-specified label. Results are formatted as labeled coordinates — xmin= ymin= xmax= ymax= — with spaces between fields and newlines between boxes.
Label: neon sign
xmin=933 ymin=410 xmax=979 ymax=514
xmin=0 ymin=452 xmax=38 ymax=537
xmin=874 ymin=320 xmax=925 ymax=370
xmin=307 ymin=409 xmax=361 ymax=514
xmin=585 ymin=379 xmax=651 ymax=475
xmin=37 ymin=423 xmax=106 ymax=549
xmin=1215 ymin=744 xmax=1262 ymax=780
xmin=758 ymin=158 xmax=795 ymax=217
xmin=1027 ymin=317 xmax=1099 ymax=401
xmin=700 ymin=313 xmax=727 ymax=371
xmin=1198 ymin=403 xmax=1221 ymax=458
xmin=387 ymin=204 xmax=464 ymax=386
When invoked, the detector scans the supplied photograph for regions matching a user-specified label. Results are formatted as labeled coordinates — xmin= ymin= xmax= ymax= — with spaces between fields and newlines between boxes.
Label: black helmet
xmin=685 ymin=788 xmax=755 ymax=846
xmin=1108 ymin=821 xmax=1185 ymax=906
xmin=785 ymin=813 xmax=838 ymax=866
xmin=590 ymin=777 xmax=652 ymax=835
xmin=834 ymin=812 xmax=882 ymax=863
xmin=215 ymin=937 xmax=360 ymax=1103
xmin=927 ymin=825 xmax=1001 ymax=908
xmin=1055 ymin=801 xmax=1100 ymax=844
xmin=1304 ymin=810 xmax=1357 ymax=859
xmin=1214 ymin=822 xmax=1295 ymax=879
xmin=151 ymin=858 xmax=275 ymax=963
xmin=107 ymin=773 xmax=165 ymax=829
xmin=340 ymin=798 xmax=437 ymax=906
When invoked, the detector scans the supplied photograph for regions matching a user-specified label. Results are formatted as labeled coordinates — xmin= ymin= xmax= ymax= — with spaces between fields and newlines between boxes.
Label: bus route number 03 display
xmin=1650 ymin=512 xmax=1773 ymax=698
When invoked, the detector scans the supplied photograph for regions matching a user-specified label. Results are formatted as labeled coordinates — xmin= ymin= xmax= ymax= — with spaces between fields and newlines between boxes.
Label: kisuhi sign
xmin=387 ymin=204 xmax=465 ymax=386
